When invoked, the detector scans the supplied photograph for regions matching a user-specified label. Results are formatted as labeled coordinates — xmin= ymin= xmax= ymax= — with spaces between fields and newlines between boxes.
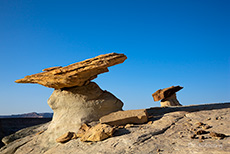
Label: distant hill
xmin=0 ymin=112 xmax=53 ymax=118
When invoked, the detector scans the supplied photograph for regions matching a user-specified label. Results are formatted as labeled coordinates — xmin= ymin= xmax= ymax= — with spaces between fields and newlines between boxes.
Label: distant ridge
xmin=0 ymin=112 xmax=53 ymax=118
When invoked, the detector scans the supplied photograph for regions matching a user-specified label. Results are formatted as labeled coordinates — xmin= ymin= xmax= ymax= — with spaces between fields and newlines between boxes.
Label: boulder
xmin=76 ymin=124 xmax=91 ymax=138
xmin=15 ymin=53 xmax=127 ymax=89
xmin=45 ymin=82 xmax=123 ymax=142
xmin=100 ymin=109 xmax=148 ymax=126
xmin=80 ymin=123 xmax=115 ymax=142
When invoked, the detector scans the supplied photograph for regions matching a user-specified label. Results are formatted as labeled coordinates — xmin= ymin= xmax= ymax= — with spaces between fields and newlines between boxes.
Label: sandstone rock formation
xmin=152 ymin=86 xmax=183 ymax=107
xmin=12 ymin=53 xmax=126 ymax=150
xmin=1 ymin=103 xmax=229 ymax=154
xmin=100 ymin=109 xmax=148 ymax=126
xmin=15 ymin=53 xmax=127 ymax=89
xmin=45 ymin=82 xmax=123 ymax=142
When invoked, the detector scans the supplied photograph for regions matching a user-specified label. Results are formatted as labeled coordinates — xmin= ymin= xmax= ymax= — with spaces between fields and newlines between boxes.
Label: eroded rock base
xmin=161 ymin=94 xmax=182 ymax=107
xmin=45 ymin=82 xmax=123 ymax=143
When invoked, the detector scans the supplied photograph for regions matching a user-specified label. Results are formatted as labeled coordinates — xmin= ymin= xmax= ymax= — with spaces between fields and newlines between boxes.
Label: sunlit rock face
xmin=15 ymin=53 xmax=127 ymax=89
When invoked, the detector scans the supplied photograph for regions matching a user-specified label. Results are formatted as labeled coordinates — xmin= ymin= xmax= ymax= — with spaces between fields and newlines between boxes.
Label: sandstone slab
xmin=15 ymin=53 xmax=127 ymax=89
xmin=100 ymin=109 xmax=148 ymax=126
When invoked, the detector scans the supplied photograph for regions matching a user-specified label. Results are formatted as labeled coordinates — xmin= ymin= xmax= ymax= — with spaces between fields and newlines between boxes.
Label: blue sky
xmin=0 ymin=0 xmax=229 ymax=115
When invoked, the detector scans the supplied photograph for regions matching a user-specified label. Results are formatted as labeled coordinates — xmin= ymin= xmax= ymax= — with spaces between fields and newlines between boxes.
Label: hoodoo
xmin=14 ymin=53 xmax=126 ymax=146
xmin=152 ymin=86 xmax=183 ymax=107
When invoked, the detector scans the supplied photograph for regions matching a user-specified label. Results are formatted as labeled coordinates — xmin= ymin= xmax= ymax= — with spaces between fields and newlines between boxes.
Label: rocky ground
xmin=0 ymin=118 xmax=51 ymax=148
xmin=1 ymin=102 xmax=229 ymax=154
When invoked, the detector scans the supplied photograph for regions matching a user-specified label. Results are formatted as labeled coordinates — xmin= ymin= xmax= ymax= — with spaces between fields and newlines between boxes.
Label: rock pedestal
xmin=152 ymin=86 xmax=183 ymax=107
xmin=14 ymin=53 xmax=126 ymax=144
xmin=160 ymin=93 xmax=182 ymax=107
xmin=46 ymin=82 xmax=123 ymax=140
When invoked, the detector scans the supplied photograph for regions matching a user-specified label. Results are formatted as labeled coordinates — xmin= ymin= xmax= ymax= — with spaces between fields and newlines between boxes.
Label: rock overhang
xmin=15 ymin=53 xmax=127 ymax=89
xmin=152 ymin=86 xmax=183 ymax=102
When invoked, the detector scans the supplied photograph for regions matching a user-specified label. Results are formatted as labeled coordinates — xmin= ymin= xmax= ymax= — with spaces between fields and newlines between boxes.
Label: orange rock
xmin=152 ymin=86 xmax=183 ymax=101
xmin=152 ymin=86 xmax=183 ymax=107
xmin=77 ymin=123 xmax=91 ymax=138
xmin=80 ymin=123 xmax=115 ymax=142
xmin=15 ymin=53 xmax=127 ymax=89
xmin=42 ymin=66 xmax=62 ymax=72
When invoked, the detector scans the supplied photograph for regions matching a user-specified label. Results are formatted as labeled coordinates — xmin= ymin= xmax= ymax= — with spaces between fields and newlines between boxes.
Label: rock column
xmin=46 ymin=82 xmax=123 ymax=139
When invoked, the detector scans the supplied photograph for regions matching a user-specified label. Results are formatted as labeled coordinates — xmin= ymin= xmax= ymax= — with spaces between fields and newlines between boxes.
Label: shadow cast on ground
xmin=147 ymin=102 xmax=230 ymax=117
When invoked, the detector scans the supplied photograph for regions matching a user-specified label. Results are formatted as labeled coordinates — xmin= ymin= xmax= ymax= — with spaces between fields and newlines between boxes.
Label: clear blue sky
xmin=0 ymin=0 xmax=229 ymax=115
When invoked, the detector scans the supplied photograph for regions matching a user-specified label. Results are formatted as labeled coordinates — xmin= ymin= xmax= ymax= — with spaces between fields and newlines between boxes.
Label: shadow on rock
xmin=147 ymin=102 xmax=230 ymax=117
xmin=113 ymin=128 xmax=131 ymax=137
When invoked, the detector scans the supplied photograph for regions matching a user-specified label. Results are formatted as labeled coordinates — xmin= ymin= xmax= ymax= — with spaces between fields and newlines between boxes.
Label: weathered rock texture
xmin=80 ymin=123 xmax=115 ymax=142
xmin=76 ymin=124 xmax=91 ymax=138
xmin=100 ymin=109 xmax=148 ymax=126
xmin=1 ymin=103 xmax=229 ymax=154
xmin=45 ymin=82 xmax=123 ymax=143
xmin=152 ymin=86 xmax=183 ymax=107
xmin=160 ymin=93 xmax=182 ymax=107
xmin=15 ymin=53 xmax=127 ymax=89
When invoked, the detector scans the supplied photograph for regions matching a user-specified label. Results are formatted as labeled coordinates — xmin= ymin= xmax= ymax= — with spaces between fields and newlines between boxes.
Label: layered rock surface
xmin=1 ymin=103 xmax=229 ymax=154
xmin=15 ymin=53 xmax=127 ymax=89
